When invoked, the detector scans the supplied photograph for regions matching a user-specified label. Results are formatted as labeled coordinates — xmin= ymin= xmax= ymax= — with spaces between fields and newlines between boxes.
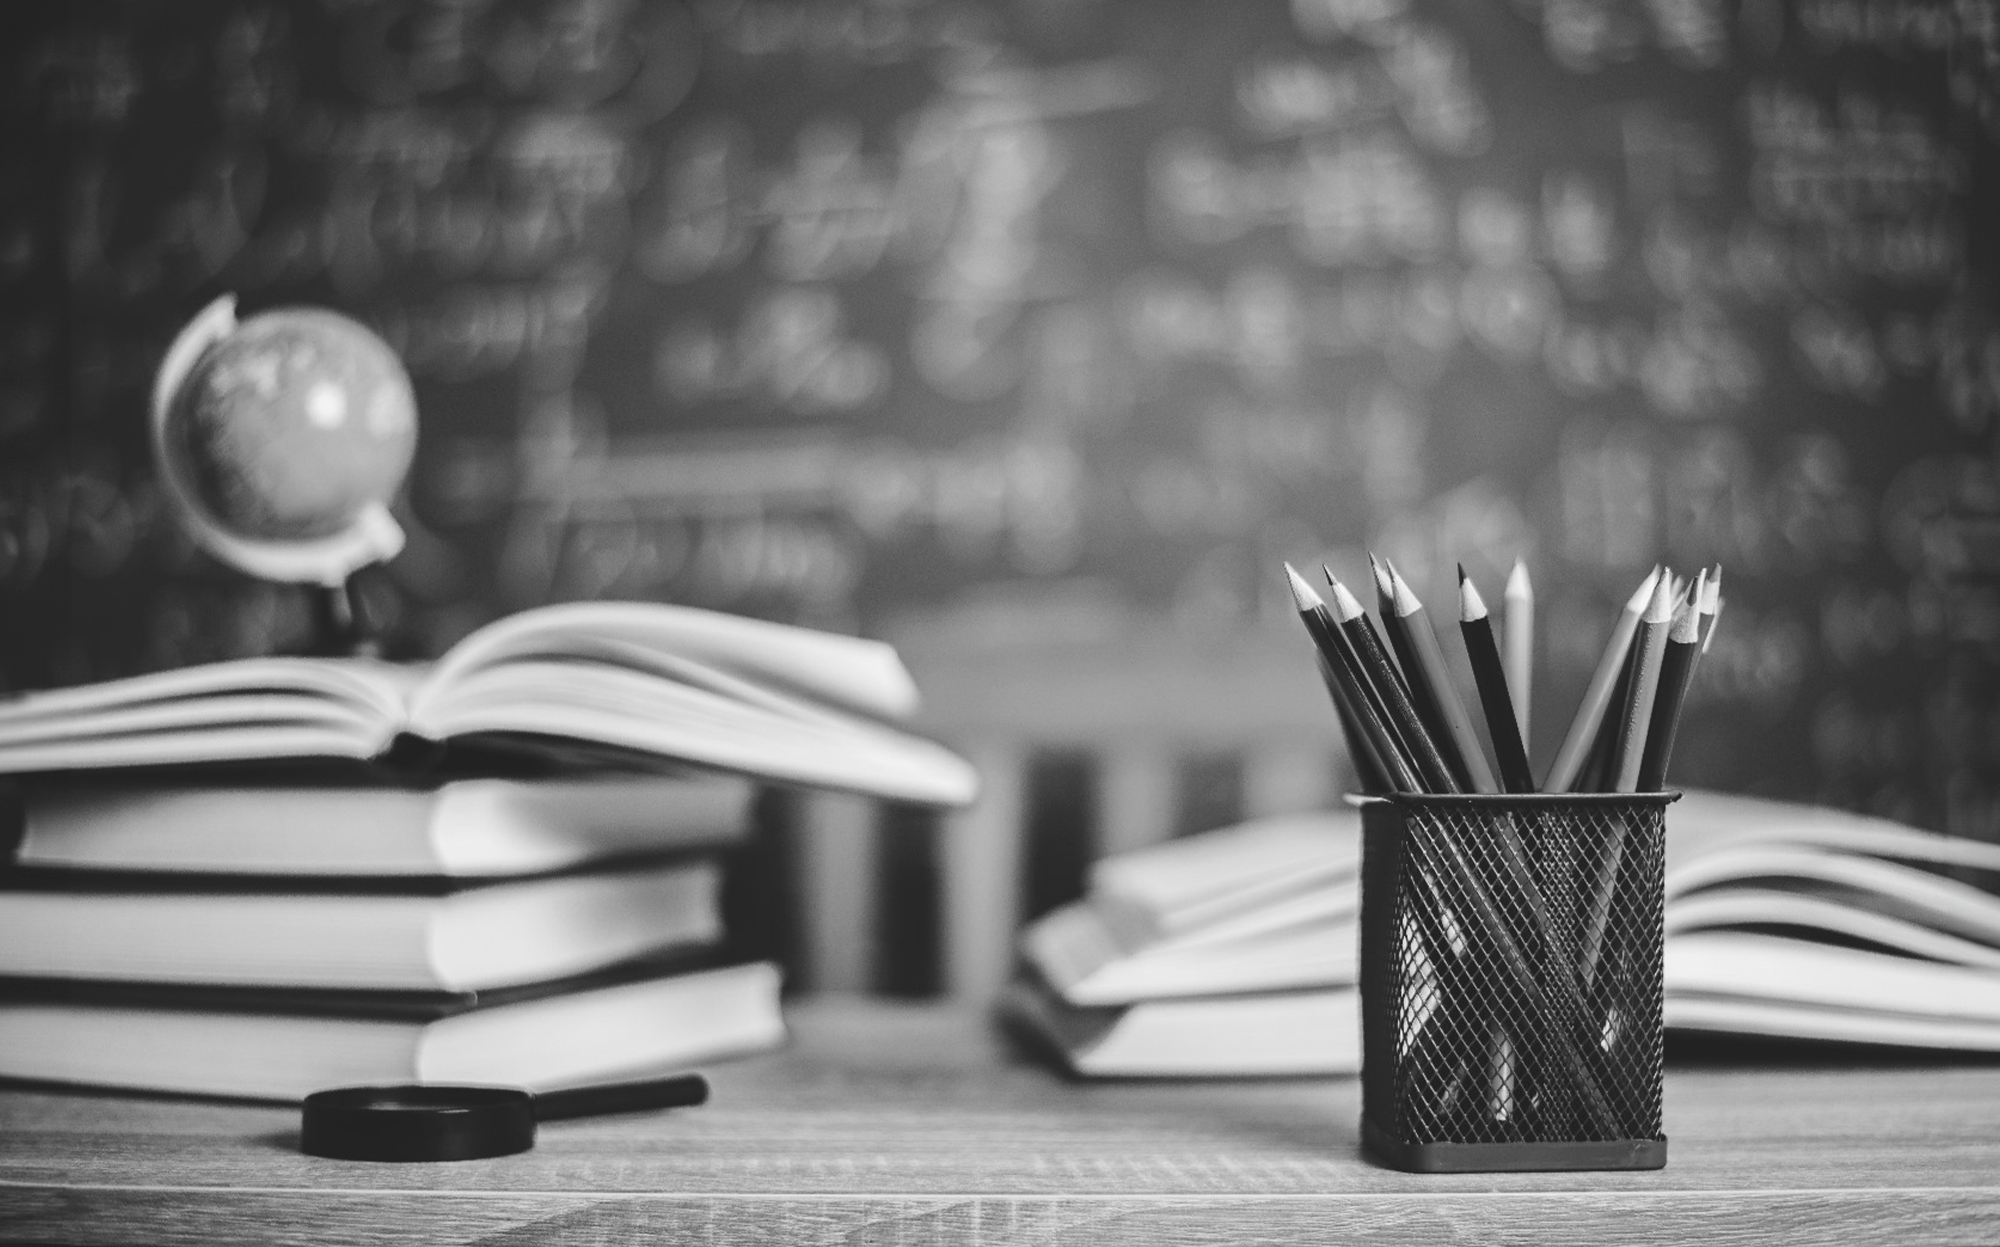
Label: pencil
xmin=1330 ymin=564 xmax=1415 ymax=707
xmin=1700 ymin=564 xmax=1723 ymax=655
xmin=1637 ymin=571 xmax=1705 ymax=792
xmin=1459 ymin=568 xmax=1536 ymax=793
xmin=1543 ymin=567 xmax=1661 ymax=793
xmin=1609 ymin=573 xmax=1676 ymax=793
xmin=1388 ymin=564 xmax=1500 ymax=793
xmin=1319 ymin=650 xmax=1392 ymax=794
xmin=1326 ymin=576 xmax=1461 ymax=793
xmin=1504 ymin=558 xmax=1533 ymax=748
xmin=1289 ymin=565 xmax=1391 ymax=789
xmin=1578 ymin=575 xmax=1674 ymax=986
xmin=1285 ymin=565 xmax=1422 ymax=793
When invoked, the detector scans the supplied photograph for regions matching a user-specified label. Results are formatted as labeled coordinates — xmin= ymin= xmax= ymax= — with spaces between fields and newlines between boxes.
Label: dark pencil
xmin=1296 ymin=567 xmax=1425 ymax=784
xmin=1318 ymin=649 xmax=1392 ymax=794
xmin=1609 ymin=573 xmax=1676 ymax=793
xmin=1289 ymin=564 xmax=1388 ymax=788
xmin=1331 ymin=563 xmax=1415 ymax=708
xmin=1458 ymin=568 xmax=1536 ymax=794
xmin=1544 ymin=567 xmax=1660 ymax=793
xmin=1285 ymin=564 xmax=1422 ymax=793
xmin=1637 ymin=570 xmax=1706 ymax=792
xmin=1371 ymin=555 xmax=1465 ymax=786
xmin=1388 ymin=564 xmax=1500 ymax=794
xmin=1326 ymin=576 xmax=1461 ymax=793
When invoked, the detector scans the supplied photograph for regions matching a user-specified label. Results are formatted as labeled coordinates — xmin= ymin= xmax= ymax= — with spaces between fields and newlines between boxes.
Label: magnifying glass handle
xmin=533 ymin=1072 xmax=709 ymax=1121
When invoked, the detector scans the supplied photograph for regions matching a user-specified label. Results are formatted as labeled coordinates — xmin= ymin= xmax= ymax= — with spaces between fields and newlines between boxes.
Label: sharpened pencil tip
xmin=1671 ymin=598 xmax=1701 ymax=643
xmin=1368 ymin=553 xmax=1394 ymax=604
xmin=1459 ymin=572 xmax=1488 ymax=622
xmin=1506 ymin=558 xmax=1531 ymax=600
xmin=1700 ymin=565 xmax=1721 ymax=613
xmin=1388 ymin=563 xmax=1421 ymax=617
xmin=1645 ymin=571 xmax=1676 ymax=624
xmin=1282 ymin=562 xmax=1325 ymax=613
xmin=1328 ymin=578 xmax=1366 ymax=622
xmin=1627 ymin=566 xmax=1663 ymax=612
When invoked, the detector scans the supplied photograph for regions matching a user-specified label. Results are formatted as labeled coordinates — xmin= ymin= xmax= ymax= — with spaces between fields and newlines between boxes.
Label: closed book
xmin=13 ymin=774 xmax=753 ymax=877
xmin=0 ymin=959 xmax=785 ymax=1101
xmin=0 ymin=600 xmax=977 ymax=806
xmin=0 ymin=858 xmax=721 ymax=992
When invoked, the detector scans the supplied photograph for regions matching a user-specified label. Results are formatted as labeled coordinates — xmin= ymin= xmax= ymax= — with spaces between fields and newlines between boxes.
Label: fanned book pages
xmin=1024 ymin=811 xmax=1360 ymax=1006
xmin=0 ymin=602 xmax=978 ymax=806
xmin=0 ymin=960 xmax=784 ymax=1102
xmin=1010 ymin=791 xmax=2000 ymax=1076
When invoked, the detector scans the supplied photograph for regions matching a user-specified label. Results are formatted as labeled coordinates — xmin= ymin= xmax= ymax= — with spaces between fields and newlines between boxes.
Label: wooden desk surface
xmin=4 ymin=999 xmax=1999 ymax=1246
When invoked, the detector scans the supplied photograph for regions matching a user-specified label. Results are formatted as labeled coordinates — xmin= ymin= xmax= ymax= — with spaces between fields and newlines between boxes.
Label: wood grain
xmin=4 ymin=1000 xmax=2000 ymax=1245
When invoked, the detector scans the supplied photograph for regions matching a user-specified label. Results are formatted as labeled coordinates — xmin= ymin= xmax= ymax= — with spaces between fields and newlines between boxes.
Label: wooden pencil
xmin=1637 ymin=571 xmax=1705 ymax=792
xmin=1609 ymin=573 xmax=1677 ymax=793
xmin=1543 ymin=567 xmax=1661 ymax=793
xmin=1458 ymin=568 xmax=1536 ymax=793
xmin=1318 ymin=649 xmax=1392 ymax=794
xmin=1326 ymin=576 xmax=1461 ymax=793
xmin=1388 ymin=564 xmax=1500 ymax=794
xmin=1503 ymin=558 xmax=1533 ymax=748
xmin=1285 ymin=565 xmax=1421 ymax=793
xmin=1700 ymin=564 xmax=1723 ymax=654
xmin=1331 ymin=564 xmax=1415 ymax=707
xmin=1374 ymin=558 xmax=1471 ymax=789
xmin=1290 ymin=565 xmax=1391 ymax=789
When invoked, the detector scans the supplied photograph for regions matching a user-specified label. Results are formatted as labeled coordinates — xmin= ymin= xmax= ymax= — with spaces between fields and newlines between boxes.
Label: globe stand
xmin=309 ymin=573 xmax=382 ymax=659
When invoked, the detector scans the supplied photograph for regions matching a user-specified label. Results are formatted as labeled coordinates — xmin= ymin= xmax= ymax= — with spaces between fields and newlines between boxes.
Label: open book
xmin=1009 ymin=790 xmax=2000 ymax=1075
xmin=0 ymin=601 xmax=978 ymax=806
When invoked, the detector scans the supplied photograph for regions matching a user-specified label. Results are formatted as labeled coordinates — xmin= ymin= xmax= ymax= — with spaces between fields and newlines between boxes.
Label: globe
xmin=151 ymin=296 xmax=414 ymax=585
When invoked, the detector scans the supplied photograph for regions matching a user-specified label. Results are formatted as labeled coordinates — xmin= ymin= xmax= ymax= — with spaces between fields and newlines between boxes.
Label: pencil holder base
xmin=1357 ymin=792 xmax=1677 ymax=1174
xmin=1362 ymin=1119 xmax=1667 ymax=1173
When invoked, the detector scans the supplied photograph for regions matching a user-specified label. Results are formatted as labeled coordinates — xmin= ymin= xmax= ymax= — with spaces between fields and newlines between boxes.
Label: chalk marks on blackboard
xmin=1233 ymin=23 xmax=1489 ymax=154
xmin=1150 ymin=130 xmax=1445 ymax=261
xmin=337 ymin=0 xmax=699 ymax=118
xmin=658 ymin=285 xmax=890 ymax=415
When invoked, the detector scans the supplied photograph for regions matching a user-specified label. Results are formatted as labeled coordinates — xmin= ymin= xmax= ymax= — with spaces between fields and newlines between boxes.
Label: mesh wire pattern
xmin=1359 ymin=793 xmax=1673 ymax=1152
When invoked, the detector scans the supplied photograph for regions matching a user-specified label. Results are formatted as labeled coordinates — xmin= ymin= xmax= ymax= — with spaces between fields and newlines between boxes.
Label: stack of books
xmin=1005 ymin=790 xmax=2000 ymax=1076
xmin=0 ymin=602 xmax=978 ymax=1100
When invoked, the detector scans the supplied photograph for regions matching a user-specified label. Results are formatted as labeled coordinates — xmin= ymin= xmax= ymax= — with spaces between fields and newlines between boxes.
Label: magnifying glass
xmin=301 ymin=1073 xmax=709 ymax=1162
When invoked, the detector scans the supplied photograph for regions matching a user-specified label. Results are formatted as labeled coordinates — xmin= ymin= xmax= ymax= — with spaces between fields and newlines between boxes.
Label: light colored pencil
xmin=1543 ymin=567 xmax=1661 ymax=793
xmin=1638 ymin=570 xmax=1706 ymax=791
xmin=1503 ymin=559 xmax=1533 ymax=747
xmin=1700 ymin=564 xmax=1724 ymax=654
xmin=1609 ymin=573 xmax=1677 ymax=793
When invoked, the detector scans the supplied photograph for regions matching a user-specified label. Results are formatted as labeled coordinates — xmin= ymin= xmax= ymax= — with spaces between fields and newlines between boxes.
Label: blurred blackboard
xmin=1 ymin=0 xmax=1996 ymax=828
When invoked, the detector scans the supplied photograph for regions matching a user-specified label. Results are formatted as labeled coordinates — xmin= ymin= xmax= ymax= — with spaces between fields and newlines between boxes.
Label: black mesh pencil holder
xmin=1358 ymin=792 xmax=1677 ymax=1173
